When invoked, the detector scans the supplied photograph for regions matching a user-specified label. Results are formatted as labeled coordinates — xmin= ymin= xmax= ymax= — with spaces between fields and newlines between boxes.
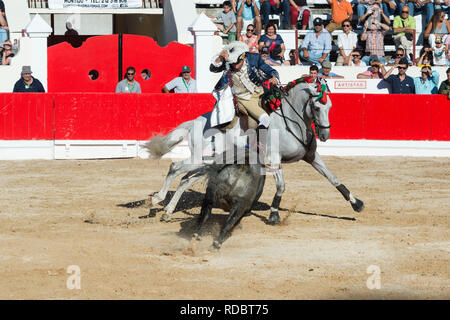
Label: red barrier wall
xmin=53 ymin=93 xmax=215 ymax=140
xmin=47 ymin=35 xmax=195 ymax=94
xmin=0 ymin=93 xmax=448 ymax=142
xmin=0 ymin=94 xmax=53 ymax=140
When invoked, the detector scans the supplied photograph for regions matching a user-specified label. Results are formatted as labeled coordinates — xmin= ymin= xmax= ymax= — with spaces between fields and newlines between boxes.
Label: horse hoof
xmin=351 ymin=198 xmax=364 ymax=213
xmin=160 ymin=213 xmax=172 ymax=222
xmin=212 ymin=241 xmax=221 ymax=250
xmin=268 ymin=212 xmax=281 ymax=225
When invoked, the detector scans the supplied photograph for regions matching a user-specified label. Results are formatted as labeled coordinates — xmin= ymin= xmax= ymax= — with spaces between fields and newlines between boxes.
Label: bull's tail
xmin=144 ymin=120 xmax=194 ymax=159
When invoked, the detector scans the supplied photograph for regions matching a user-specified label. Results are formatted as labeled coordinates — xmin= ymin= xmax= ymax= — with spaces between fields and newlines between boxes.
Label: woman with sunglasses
xmin=240 ymin=24 xmax=260 ymax=53
xmin=336 ymin=19 xmax=358 ymax=66
xmin=424 ymin=9 xmax=450 ymax=47
xmin=258 ymin=23 xmax=286 ymax=63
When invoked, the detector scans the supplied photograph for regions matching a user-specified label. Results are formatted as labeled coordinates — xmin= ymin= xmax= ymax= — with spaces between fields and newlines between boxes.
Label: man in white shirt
xmin=336 ymin=19 xmax=358 ymax=66
xmin=163 ymin=66 xmax=198 ymax=93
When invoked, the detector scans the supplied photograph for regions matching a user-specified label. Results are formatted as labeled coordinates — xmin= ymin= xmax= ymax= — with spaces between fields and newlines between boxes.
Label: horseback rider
xmin=209 ymin=41 xmax=280 ymax=129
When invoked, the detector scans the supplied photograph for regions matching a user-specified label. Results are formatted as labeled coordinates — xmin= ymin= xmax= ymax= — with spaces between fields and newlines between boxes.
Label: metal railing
xmin=28 ymin=0 xmax=162 ymax=9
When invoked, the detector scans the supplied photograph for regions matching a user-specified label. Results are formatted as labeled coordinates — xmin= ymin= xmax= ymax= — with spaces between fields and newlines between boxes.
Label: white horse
xmin=146 ymin=79 xmax=364 ymax=224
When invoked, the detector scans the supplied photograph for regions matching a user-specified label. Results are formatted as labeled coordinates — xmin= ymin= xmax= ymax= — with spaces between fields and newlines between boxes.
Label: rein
xmin=270 ymin=78 xmax=330 ymax=145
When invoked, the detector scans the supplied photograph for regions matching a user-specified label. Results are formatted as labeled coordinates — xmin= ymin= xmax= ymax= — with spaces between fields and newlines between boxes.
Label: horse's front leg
xmin=268 ymin=167 xmax=285 ymax=225
xmin=309 ymin=152 xmax=364 ymax=212
xmin=161 ymin=166 xmax=206 ymax=222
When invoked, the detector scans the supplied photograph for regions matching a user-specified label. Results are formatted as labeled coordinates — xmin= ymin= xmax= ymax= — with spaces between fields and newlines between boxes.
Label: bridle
xmin=274 ymin=84 xmax=330 ymax=146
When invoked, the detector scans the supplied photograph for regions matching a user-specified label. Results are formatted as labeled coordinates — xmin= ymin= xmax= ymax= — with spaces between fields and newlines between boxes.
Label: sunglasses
xmin=371 ymin=65 xmax=379 ymax=68
xmin=401 ymin=11 xmax=409 ymax=13
xmin=396 ymin=54 xmax=404 ymax=57
xmin=343 ymin=24 xmax=351 ymax=27
xmin=352 ymin=54 xmax=360 ymax=57
xmin=247 ymin=29 xmax=254 ymax=32
xmin=127 ymin=73 xmax=135 ymax=76
xmin=398 ymin=66 xmax=407 ymax=70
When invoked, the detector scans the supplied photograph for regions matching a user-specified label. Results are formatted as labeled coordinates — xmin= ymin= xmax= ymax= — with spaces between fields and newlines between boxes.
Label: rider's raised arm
xmin=210 ymin=54 xmax=227 ymax=73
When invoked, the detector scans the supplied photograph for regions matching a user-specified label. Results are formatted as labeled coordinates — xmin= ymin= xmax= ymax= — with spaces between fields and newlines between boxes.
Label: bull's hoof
xmin=193 ymin=233 xmax=202 ymax=241
xmin=351 ymin=198 xmax=364 ymax=213
xmin=212 ymin=241 xmax=222 ymax=250
xmin=268 ymin=211 xmax=281 ymax=225
xmin=160 ymin=213 xmax=172 ymax=222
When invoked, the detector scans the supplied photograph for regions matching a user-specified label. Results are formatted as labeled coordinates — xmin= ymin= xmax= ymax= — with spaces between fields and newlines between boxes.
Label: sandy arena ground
xmin=0 ymin=156 xmax=449 ymax=299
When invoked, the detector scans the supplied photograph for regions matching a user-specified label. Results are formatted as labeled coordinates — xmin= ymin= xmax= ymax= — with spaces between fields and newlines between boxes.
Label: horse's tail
xmin=144 ymin=120 xmax=193 ymax=159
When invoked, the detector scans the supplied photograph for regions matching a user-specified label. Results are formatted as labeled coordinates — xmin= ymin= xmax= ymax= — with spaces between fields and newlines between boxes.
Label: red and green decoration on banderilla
xmin=263 ymin=77 xmax=328 ymax=111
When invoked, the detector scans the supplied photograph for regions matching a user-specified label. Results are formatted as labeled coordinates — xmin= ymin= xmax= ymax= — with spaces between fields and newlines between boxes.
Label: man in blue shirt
xmin=13 ymin=66 xmax=46 ymax=93
xmin=413 ymin=65 xmax=440 ymax=94
xmin=383 ymin=58 xmax=415 ymax=94
xmin=236 ymin=0 xmax=261 ymax=39
xmin=300 ymin=17 xmax=332 ymax=65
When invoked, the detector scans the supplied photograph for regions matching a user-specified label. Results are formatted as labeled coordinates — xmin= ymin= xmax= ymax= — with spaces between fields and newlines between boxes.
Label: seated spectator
xmin=444 ymin=40 xmax=450 ymax=62
xmin=357 ymin=0 xmax=383 ymax=27
xmin=240 ymin=24 xmax=260 ymax=53
xmin=325 ymin=0 xmax=353 ymax=34
xmin=260 ymin=46 xmax=282 ymax=65
xmin=260 ymin=0 xmax=291 ymax=29
xmin=393 ymin=6 xmax=416 ymax=61
xmin=386 ymin=47 xmax=413 ymax=65
xmin=115 ymin=67 xmax=142 ymax=93
xmin=347 ymin=49 xmax=367 ymax=66
xmin=163 ymin=66 xmax=197 ymax=93
xmin=434 ymin=0 xmax=450 ymax=17
xmin=336 ymin=19 xmax=358 ymax=66
xmin=319 ymin=60 xmax=345 ymax=78
xmin=289 ymin=0 xmax=311 ymax=30
xmin=431 ymin=37 xmax=447 ymax=66
xmin=1 ymin=40 xmax=14 ymax=65
xmin=301 ymin=64 xmax=320 ymax=82
xmin=438 ymin=67 xmax=450 ymax=98
xmin=236 ymin=0 xmax=262 ymax=40
xmin=357 ymin=55 xmax=387 ymax=78
xmin=381 ymin=0 xmax=397 ymax=19
xmin=383 ymin=57 xmax=416 ymax=93
xmin=360 ymin=7 xmax=390 ymax=65
xmin=0 ymin=0 xmax=8 ymax=45
xmin=207 ymin=1 xmax=237 ymax=43
xmin=416 ymin=45 xmax=434 ymax=66
xmin=414 ymin=65 xmax=439 ymax=94
xmin=259 ymin=23 xmax=286 ymax=62
xmin=299 ymin=18 xmax=332 ymax=65
xmin=13 ymin=66 xmax=45 ymax=93
xmin=423 ymin=9 xmax=449 ymax=47
xmin=407 ymin=0 xmax=434 ymax=27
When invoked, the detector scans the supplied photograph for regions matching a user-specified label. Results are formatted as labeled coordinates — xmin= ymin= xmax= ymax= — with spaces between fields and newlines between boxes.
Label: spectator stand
xmin=204 ymin=0 xmax=443 ymax=65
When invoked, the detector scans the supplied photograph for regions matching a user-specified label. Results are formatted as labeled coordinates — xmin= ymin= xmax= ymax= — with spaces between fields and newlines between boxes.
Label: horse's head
xmin=305 ymin=79 xmax=332 ymax=142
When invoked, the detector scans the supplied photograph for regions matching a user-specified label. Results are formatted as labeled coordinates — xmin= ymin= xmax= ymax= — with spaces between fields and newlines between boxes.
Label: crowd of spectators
xmin=206 ymin=1 xmax=449 ymax=66
xmin=0 ymin=0 xmax=12 ymax=66
xmin=204 ymin=0 xmax=449 ymax=96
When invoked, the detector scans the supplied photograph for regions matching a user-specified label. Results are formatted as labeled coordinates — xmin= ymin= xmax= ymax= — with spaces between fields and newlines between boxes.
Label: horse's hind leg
xmin=161 ymin=167 xmax=206 ymax=222
xmin=309 ymin=152 xmax=364 ymax=213
xmin=213 ymin=204 xmax=247 ymax=249
xmin=150 ymin=159 xmax=193 ymax=207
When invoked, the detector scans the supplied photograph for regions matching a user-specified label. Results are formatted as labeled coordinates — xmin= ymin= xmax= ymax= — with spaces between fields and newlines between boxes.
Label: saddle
xmin=215 ymin=94 xmax=276 ymax=132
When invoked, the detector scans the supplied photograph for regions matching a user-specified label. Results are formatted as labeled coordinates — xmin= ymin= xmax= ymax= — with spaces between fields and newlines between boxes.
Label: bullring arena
xmin=0 ymin=156 xmax=449 ymax=299
xmin=0 ymin=0 xmax=449 ymax=301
